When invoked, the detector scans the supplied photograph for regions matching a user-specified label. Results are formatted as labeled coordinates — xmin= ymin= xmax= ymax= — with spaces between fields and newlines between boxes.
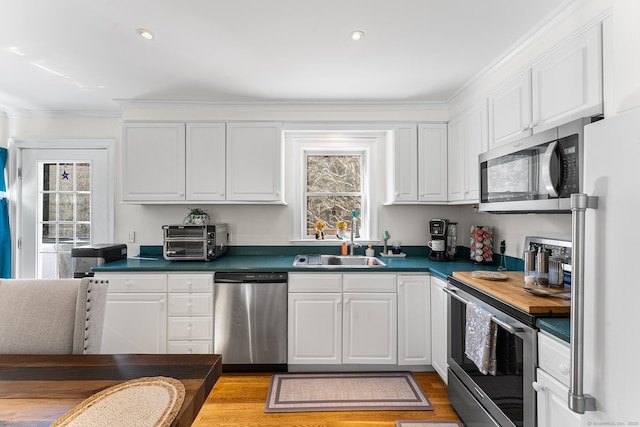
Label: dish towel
xmin=464 ymin=302 xmax=498 ymax=375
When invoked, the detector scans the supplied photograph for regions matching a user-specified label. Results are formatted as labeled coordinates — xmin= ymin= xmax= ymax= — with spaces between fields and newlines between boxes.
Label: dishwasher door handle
xmin=214 ymin=278 xmax=244 ymax=284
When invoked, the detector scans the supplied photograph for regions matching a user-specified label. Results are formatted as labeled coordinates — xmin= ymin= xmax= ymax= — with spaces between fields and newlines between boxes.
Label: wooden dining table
xmin=0 ymin=353 xmax=222 ymax=426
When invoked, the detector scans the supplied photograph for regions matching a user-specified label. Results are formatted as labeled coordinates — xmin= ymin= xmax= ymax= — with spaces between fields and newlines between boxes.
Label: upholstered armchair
xmin=0 ymin=278 xmax=109 ymax=354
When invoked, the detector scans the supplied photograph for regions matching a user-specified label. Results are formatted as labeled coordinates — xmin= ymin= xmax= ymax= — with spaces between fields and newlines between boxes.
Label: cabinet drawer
xmin=95 ymin=274 xmax=167 ymax=292
xmin=168 ymin=274 xmax=213 ymax=292
xmin=538 ymin=332 xmax=571 ymax=387
xmin=167 ymin=317 xmax=213 ymax=340
xmin=289 ymin=273 xmax=342 ymax=292
xmin=168 ymin=293 xmax=213 ymax=316
xmin=167 ymin=341 xmax=213 ymax=354
xmin=343 ymin=273 xmax=396 ymax=292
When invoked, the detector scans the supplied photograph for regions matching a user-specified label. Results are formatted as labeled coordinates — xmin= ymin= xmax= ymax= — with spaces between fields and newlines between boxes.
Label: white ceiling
xmin=0 ymin=0 xmax=567 ymax=115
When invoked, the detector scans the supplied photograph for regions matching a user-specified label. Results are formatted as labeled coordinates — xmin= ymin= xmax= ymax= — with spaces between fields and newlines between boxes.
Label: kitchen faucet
xmin=350 ymin=211 xmax=361 ymax=255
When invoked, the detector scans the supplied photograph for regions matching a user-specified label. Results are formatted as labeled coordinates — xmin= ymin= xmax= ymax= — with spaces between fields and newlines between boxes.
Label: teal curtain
xmin=0 ymin=147 xmax=10 ymax=278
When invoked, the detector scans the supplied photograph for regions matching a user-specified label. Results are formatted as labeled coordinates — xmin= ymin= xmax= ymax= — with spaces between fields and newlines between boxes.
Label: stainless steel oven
xmin=445 ymin=279 xmax=537 ymax=427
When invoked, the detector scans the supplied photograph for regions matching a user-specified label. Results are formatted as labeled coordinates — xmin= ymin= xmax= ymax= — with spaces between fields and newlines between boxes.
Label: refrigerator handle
xmin=569 ymin=193 xmax=598 ymax=413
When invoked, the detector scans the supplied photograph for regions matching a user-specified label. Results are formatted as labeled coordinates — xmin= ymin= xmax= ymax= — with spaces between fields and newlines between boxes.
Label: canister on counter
xmin=548 ymin=258 xmax=564 ymax=287
xmin=535 ymin=247 xmax=549 ymax=287
xmin=524 ymin=250 xmax=536 ymax=285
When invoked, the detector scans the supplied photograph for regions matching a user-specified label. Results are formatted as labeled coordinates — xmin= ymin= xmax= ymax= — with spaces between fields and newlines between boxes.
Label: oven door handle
xmin=443 ymin=287 xmax=523 ymax=334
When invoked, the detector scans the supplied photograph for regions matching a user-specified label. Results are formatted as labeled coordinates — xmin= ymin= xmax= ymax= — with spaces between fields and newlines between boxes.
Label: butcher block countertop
xmin=452 ymin=271 xmax=570 ymax=315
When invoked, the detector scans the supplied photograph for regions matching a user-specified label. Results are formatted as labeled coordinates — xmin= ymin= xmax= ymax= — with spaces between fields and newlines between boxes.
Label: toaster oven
xmin=162 ymin=224 xmax=228 ymax=261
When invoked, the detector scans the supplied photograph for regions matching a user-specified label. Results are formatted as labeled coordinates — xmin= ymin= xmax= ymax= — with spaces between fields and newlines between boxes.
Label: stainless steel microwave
xmin=162 ymin=224 xmax=228 ymax=261
xmin=479 ymin=118 xmax=593 ymax=213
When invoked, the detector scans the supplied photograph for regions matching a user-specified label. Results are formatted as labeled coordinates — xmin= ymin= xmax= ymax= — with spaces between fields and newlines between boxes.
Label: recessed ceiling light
xmin=136 ymin=28 xmax=154 ymax=40
xmin=351 ymin=30 xmax=364 ymax=41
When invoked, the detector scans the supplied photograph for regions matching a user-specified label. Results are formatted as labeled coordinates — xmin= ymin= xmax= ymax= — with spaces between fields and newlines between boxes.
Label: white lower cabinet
xmin=167 ymin=274 xmax=214 ymax=354
xmin=343 ymin=292 xmax=397 ymax=364
xmin=397 ymin=274 xmax=431 ymax=365
xmin=96 ymin=273 xmax=168 ymax=354
xmin=289 ymin=272 xmax=432 ymax=369
xmin=288 ymin=292 xmax=342 ymax=364
xmin=430 ymin=276 xmax=448 ymax=383
xmin=535 ymin=332 xmax=583 ymax=427
xmin=96 ymin=272 xmax=214 ymax=355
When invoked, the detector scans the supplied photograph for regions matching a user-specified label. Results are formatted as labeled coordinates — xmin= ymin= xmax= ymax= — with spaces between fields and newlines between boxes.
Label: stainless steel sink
xmin=292 ymin=254 xmax=386 ymax=268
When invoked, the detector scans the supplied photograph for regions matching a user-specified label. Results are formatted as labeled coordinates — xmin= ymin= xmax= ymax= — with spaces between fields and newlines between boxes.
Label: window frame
xmin=291 ymin=132 xmax=380 ymax=244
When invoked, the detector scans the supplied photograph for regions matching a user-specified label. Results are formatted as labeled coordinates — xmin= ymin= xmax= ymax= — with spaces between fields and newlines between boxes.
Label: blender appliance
xmin=428 ymin=218 xmax=448 ymax=261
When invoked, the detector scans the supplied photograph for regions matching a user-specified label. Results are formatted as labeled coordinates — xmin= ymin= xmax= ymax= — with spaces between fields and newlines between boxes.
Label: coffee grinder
xmin=428 ymin=218 xmax=448 ymax=261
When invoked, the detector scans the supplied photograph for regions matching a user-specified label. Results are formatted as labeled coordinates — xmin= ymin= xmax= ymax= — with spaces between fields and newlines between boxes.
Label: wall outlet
xmin=128 ymin=231 xmax=135 ymax=243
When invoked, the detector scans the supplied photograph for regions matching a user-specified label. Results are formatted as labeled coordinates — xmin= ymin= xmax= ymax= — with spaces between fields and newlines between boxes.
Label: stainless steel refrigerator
xmin=580 ymin=108 xmax=640 ymax=422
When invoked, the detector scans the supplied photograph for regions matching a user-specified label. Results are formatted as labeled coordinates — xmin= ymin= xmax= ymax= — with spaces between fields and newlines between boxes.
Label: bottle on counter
xmin=524 ymin=250 xmax=536 ymax=285
xmin=535 ymin=247 xmax=549 ymax=287
xmin=341 ymin=241 xmax=348 ymax=255
xmin=365 ymin=245 xmax=375 ymax=257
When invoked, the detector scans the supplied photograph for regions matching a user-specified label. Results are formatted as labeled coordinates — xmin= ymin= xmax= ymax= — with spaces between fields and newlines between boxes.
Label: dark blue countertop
xmin=536 ymin=317 xmax=570 ymax=343
xmin=92 ymin=245 xmax=569 ymax=342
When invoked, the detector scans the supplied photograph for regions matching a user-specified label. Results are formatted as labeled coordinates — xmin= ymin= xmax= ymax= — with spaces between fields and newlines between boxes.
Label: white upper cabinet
xmin=389 ymin=124 xmax=419 ymax=202
xmin=488 ymin=24 xmax=603 ymax=149
xmin=448 ymin=100 xmax=488 ymax=203
xmin=418 ymin=124 xmax=448 ymax=202
xmin=186 ymin=123 xmax=226 ymax=201
xmin=532 ymin=24 xmax=602 ymax=132
xmin=122 ymin=121 xmax=283 ymax=203
xmin=488 ymin=70 xmax=532 ymax=148
xmin=387 ymin=123 xmax=447 ymax=204
xmin=226 ymin=122 xmax=283 ymax=202
xmin=122 ymin=123 xmax=186 ymax=202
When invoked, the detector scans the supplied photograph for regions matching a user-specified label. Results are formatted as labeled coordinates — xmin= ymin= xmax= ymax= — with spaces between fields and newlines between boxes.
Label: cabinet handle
xmin=521 ymin=126 xmax=529 ymax=132
xmin=559 ymin=364 xmax=570 ymax=375
xmin=188 ymin=348 xmax=193 ymax=354
xmin=529 ymin=121 xmax=537 ymax=129
xmin=532 ymin=381 xmax=545 ymax=392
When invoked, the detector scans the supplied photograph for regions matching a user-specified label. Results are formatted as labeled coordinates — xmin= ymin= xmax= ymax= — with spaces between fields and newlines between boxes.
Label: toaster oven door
xmin=163 ymin=241 xmax=207 ymax=260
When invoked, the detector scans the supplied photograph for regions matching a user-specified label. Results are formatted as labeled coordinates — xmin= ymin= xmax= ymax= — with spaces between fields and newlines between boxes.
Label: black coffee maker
xmin=428 ymin=219 xmax=448 ymax=261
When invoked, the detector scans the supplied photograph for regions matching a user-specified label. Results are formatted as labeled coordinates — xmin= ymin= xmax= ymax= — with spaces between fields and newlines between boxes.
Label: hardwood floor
xmin=193 ymin=371 xmax=461 ymax=426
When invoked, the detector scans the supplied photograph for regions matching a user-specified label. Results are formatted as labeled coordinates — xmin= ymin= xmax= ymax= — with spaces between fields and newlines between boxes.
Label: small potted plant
xmin=184 ymin=208 xmax=210 ymax=225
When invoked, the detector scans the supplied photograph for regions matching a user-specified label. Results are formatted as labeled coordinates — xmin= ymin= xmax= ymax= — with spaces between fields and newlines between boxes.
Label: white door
xmin=18 ymin=144 xmax=113 ymax=278
xmin=101 ymin=292 xmax=167 ymax=354
xmin=343 ymin=292 xmax=397 ymax=364
xmin=288 ymin=292 xmax=342 ymax=364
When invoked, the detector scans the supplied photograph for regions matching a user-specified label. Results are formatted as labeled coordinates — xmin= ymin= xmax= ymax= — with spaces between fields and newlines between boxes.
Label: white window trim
xmin=290 ymin=132 xmax=380 ymax=245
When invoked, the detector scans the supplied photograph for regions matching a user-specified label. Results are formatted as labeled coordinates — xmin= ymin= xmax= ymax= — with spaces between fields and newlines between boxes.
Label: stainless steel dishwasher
xmin=213 ymin=272 xmax=287 ymax=371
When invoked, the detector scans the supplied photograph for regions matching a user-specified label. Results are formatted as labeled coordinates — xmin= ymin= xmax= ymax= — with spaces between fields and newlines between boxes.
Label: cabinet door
xmin=535 ymin=368 xmax=584 ymax=427
xmin=122 ymin=123 xmax=186 ymax=202
xmin=390 ymin=124 xmax=418 ymax=202
xmin=343 ymin=292 xmax=397 ymax=364
xmin=463 ymin=100 xmax=488 ymax=201
xmin=101 ymin=292 xmax=167 ymax=354
xmin=448 ymin=101 xmax=487 ymax=203
xmin=418 ymin=124 xmax=448 ymax=202
xmin=288 ymin=293 xmax=342 ymax=364
xmin=447 ymin=116 xmax=465 ymax=202
xmin=397 ymin=275 xmax=431 ymax=366
xmin=430 ymin=276 xmax=448 ymax=383
xmin=488 ymin=70 xmax=532 ymax=148
xmin=226 ymin=122 xmax=283 ymax=202
xmin=186 ymin=123 xmax=226 ymax=201
xmin=532 ymin=24 xmax=602 ymax=133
